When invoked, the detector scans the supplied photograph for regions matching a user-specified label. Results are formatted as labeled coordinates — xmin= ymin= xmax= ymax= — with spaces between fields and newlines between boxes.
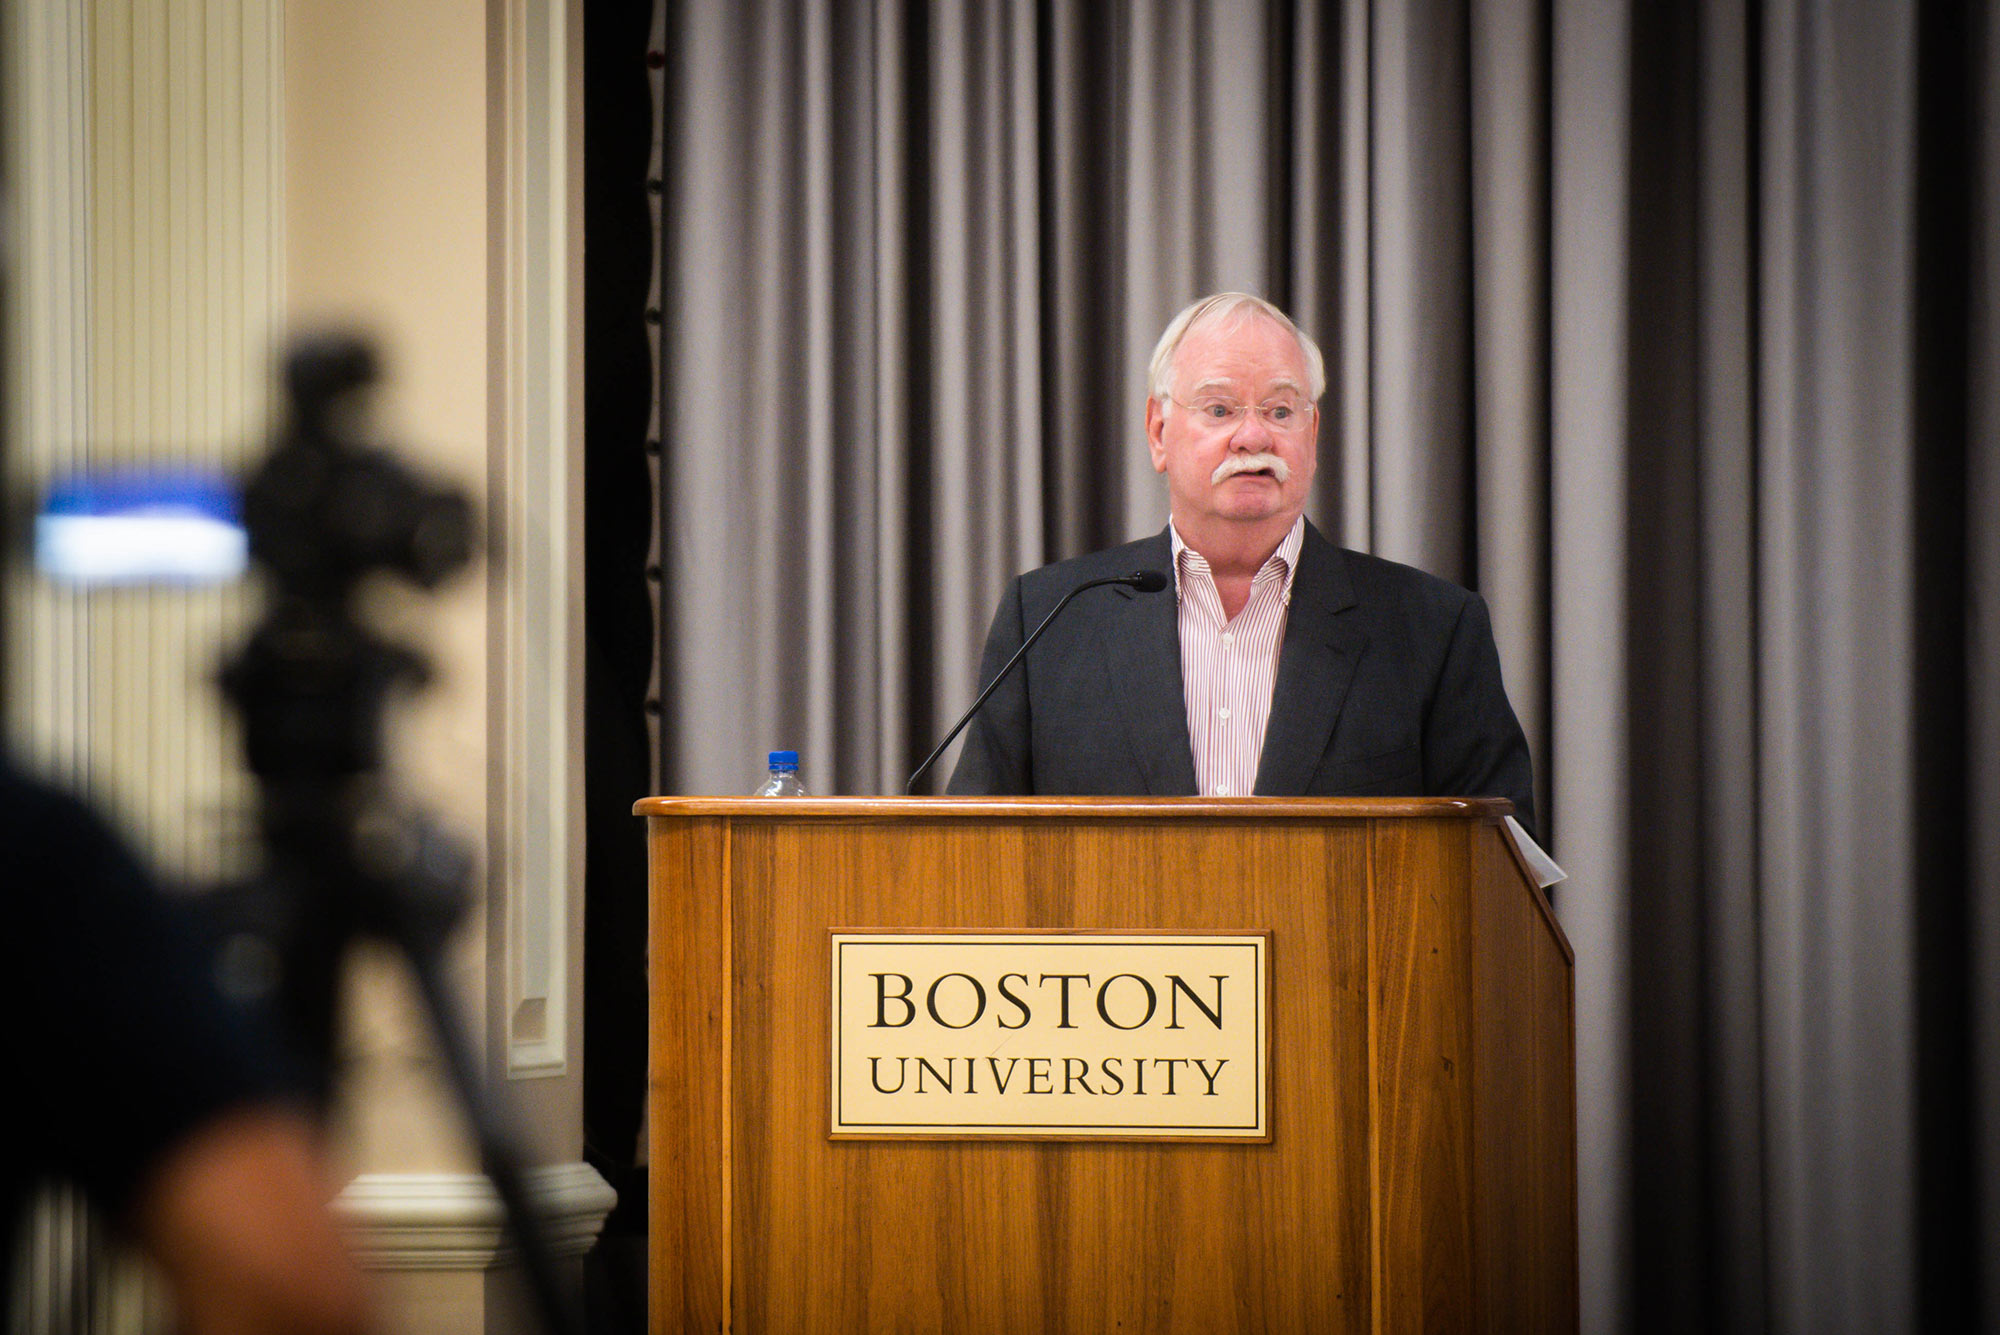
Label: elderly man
xmin=947 ymin=292 xmax=1535 ymax=837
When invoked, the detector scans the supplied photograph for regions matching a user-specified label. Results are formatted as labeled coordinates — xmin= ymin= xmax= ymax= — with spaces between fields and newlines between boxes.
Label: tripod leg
xmin=401 ymin=946 xmax=589 ymax=1335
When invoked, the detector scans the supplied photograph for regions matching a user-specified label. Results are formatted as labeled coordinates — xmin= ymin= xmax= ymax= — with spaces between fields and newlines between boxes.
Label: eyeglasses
xmin=1169 ymin=395 xmax=1317 ymax=435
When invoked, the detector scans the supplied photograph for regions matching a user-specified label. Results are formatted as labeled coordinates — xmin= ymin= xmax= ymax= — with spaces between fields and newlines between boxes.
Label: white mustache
xmin=1212 ymin=453 xmax=1291 ymax=485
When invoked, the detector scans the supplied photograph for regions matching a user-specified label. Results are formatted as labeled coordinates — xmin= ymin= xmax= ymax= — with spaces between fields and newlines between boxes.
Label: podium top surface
xmin=634 ymin=795 xmax=1513 ymax=822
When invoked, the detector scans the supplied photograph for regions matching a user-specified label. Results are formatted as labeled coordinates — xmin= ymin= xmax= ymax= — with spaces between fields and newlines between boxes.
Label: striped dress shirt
xmin=1170 ymin=517 xmax=1306 ymax=797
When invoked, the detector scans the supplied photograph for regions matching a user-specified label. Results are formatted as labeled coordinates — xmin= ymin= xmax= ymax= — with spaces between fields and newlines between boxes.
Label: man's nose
xmin=1228 ymin=409 xmax=1275 ymax=448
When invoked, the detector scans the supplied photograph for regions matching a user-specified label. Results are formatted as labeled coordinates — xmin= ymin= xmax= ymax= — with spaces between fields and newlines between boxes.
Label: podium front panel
xmin=639 ymin=797 xmax=1575 ymax=1333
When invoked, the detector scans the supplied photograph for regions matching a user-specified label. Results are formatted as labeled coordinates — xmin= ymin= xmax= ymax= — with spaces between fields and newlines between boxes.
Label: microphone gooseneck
xmin=906 ymin=570 xmax=1169 ymax=794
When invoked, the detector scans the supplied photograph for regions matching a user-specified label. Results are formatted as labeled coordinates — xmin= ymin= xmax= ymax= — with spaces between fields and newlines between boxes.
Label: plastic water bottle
xmin=753 ymin=750 xmax=807 ymax=796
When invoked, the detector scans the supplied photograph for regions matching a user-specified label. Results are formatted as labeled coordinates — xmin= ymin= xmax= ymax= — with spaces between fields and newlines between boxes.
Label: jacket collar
xmin=1101 ymin=530 xmax=1200 ymax=794
xmin=1253 ymin=521 xmax=1367 ymax=794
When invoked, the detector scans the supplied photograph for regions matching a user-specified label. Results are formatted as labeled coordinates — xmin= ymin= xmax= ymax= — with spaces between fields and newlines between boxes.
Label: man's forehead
xmin=1176 ymin=315 xmax=1309 ymax=388
xmin=1184 ymin=369 xmax=1308 ymax=395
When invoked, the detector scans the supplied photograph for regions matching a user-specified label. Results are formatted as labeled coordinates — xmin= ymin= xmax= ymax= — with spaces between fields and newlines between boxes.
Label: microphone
xmin=907 ymin=570 xmax=1170 ymax=793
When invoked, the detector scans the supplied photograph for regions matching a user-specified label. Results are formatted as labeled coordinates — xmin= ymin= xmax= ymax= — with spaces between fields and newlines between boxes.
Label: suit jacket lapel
xmin=1102 ymin=531 xmax=1198 ymax=794
xmin=1254 ymin=523 xmax=1367 ymax=796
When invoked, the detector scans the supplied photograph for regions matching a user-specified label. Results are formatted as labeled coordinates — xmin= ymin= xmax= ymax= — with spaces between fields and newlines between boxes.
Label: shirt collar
xmin=1169 ymin=515 xmax=1307 ymax=604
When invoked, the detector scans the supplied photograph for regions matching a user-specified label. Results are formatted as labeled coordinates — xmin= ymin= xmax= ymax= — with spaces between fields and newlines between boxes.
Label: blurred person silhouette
xmin=1 ymin=750 xmax=373 ymax=1335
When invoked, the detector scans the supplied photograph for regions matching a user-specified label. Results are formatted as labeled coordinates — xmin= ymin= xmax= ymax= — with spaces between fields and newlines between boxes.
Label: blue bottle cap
xmin=769 ymin=750 xmax=799 ymax=768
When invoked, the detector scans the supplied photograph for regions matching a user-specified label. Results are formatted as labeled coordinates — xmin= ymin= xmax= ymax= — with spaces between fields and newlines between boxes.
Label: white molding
xmin=335 ymin=1164 xmax=617 ymax=1273
xmin=497 ymin=0 xmax=580 ymax=1077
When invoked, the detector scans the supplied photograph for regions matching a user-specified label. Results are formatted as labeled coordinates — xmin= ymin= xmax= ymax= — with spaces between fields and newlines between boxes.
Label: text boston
xmin=867 ymin=970 xmax=1227 ymax=1031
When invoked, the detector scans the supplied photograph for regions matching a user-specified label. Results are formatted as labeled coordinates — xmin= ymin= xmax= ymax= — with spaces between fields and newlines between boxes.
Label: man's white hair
xmin=1146 ymin=292 xmax=1327 ymax=407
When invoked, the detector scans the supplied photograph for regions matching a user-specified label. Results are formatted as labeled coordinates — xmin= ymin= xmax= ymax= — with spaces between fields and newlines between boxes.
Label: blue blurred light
xmin=35 ymin=467 xmax=248 ymax=585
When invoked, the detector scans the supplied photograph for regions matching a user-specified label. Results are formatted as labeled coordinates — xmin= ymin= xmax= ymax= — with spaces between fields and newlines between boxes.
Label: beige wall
xmin=286 ymin=0 xmax=495 ymax=1179
xmin=286 ymin=1 xmax=595 ymax=1327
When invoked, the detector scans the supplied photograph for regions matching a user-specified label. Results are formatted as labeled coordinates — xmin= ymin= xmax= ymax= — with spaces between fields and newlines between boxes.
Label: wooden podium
xmin=637 ymin=796 xmax=1575 ymax=1332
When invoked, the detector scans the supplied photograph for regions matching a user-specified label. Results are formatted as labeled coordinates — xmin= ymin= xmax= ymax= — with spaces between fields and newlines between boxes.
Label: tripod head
xmin=224 ymin=336 xmax=472 ymax=775
xmin=245 ymin=336 xmax=473 ymax=601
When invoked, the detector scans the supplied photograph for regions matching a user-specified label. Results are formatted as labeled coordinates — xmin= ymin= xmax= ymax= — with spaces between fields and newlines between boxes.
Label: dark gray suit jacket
xmin=946 ymin=522 xmax=1536 ymax=837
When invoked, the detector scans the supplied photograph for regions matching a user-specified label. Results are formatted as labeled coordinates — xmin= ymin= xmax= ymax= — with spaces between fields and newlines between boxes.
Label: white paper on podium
xmin=1503 ymin=815 xmax=1566 ymax=890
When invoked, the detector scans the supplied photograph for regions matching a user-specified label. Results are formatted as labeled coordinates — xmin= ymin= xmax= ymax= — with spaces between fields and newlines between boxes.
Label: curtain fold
xmin=1689 ymin=1 xmax=1767 ymax=1324
xmin=1973 ymin=15 xmax=2000 ymax=1330
xmin=641 ymin=0 xmax=1996 ymax=1327
xmin=1547 ymin=0 xmax=1632 ymax=1321
xmin=1756 ymin=5 xmax=1921 ymax=1324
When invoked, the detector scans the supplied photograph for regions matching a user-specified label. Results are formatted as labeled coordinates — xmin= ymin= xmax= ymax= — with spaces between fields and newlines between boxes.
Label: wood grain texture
xmin=647 ymin=817 xmax=728 ymax=1333
xmin=1369 ymin=819 xmax=1476 ymax=1333
xmin=644 ymin=800 xmax=1574 ymax=1333
xmin=1469 ymin=819 xmax=1579 ymax=1332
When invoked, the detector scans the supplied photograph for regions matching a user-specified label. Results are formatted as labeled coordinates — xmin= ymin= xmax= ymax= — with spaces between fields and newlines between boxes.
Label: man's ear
xmin=1145 ymin=398 xmax=1168 ymax=474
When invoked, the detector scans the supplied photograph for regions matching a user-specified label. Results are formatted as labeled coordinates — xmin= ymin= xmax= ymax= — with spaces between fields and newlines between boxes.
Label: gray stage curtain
xmin=649 ymin=0 xmax=1997 ymax=1328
